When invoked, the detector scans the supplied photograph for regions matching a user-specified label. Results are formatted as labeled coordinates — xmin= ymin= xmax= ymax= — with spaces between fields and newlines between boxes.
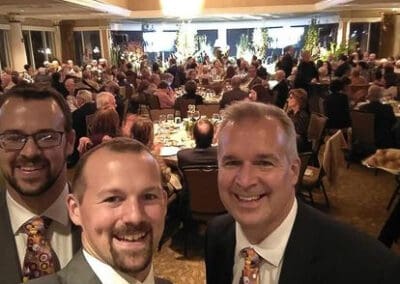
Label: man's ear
xmin=67 ymin=193 xmax=82 ymax=226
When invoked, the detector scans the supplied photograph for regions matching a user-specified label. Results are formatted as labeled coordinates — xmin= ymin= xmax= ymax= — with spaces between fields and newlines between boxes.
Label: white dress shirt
xmin=7 ymin=185 xmax=73 ymax=268
xmin=233 ymin=199 xmax=298 ymax=284
xmin=83 ymin=250 xmax=155 ymax=284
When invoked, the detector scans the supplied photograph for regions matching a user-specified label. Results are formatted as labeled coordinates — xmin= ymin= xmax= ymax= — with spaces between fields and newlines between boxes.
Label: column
xmin=53 ymin=21 xmax=62 ymax=61
xmin=380 ymin=13 xmax=400 ymax=57
xmin=100 ymin=27 xmax=111 ymax=63
xmin=337 ymin=18 xmax=350 ymax=46
xmin=8 ymin=16 xmax=27 ymax=72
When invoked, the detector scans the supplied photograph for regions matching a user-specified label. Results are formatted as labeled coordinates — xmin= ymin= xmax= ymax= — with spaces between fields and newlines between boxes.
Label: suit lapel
xmin=219 ymin=216 xmax=236 ymax=283
xmin=278 ymin=201 xmax=321 ymax=284
xmin=0 ymin=188 xmax=23 ymax=284
xmin=58 ymin=250 xmax=101 ymax=284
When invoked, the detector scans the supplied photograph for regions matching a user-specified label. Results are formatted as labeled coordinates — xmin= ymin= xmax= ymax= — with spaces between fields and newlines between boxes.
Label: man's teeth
xmin=117 ymin=232 xmax=147 ymax=241
xmin=20 ymin=166 xmax=42 ymax=171
xmin=237 ymin=195 xmax=262 ymax=201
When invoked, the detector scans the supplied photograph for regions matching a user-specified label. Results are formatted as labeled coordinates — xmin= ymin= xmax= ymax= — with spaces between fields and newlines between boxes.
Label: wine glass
xmin=166 ymin=113 xmax=174 ymax=124
xmin=193 ymin=110 xmax=200 ymax=121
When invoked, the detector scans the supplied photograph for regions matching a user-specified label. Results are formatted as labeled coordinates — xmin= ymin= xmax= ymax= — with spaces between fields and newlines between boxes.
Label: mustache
xmin=14 ymin=155 xmax=49 ymax=166
xmin=112 ymin=221 xmax=152 ymax=235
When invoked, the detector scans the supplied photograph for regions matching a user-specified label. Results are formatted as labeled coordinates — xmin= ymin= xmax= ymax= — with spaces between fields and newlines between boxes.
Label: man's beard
xmin=110 ymin=221 xmax=154 ymax=277
xmin=6 ymin=155 xmax=65 ymax=197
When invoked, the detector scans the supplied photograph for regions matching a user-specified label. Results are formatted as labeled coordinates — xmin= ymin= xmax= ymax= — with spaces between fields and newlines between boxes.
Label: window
xmin=23 ymin=30 xmax=55 ymax=69
xmin=73 ymin=30 xmax=102 ymax=66
xmin=0 ymin=29 xmax=10 ymax=70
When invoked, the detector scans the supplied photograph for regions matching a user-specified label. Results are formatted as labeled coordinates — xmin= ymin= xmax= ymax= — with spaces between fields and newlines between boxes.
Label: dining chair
xmin=307 ymin=112 xmax=328 ymax=166
xmin=197 ymin=104 xmax=220 ymax=118
xmin=174 ymin=98 xmax=195 ymax=118
xmin=180 ymin=165 xmax=225 ymax=257
xmin=146 ymin=93 xmax=161 ymax=109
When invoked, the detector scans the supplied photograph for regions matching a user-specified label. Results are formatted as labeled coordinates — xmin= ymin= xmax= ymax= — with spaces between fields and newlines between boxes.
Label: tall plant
xmin=252 ymin=27 xmax=271 ymax=60
xmin=175 ymin=22 xmax=197 ymax=62
xmin=303 ymin=18 xmax=319 ymax=58
xmin=236 ymin=34 xmax=252 ymax=60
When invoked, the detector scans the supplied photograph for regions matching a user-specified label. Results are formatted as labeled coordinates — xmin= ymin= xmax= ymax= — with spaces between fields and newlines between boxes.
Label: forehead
xmin=82 ymin=149 xmax=161 ymax=191
xmin=219 ymin=117 xmax=286 ymax=154
xmin=0 ymin=97 xmax=65 ymax=132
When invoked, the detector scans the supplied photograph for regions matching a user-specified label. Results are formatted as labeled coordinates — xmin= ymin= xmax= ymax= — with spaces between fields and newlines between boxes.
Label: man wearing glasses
xmin=0 ymin=85 xmax=79 ymax=283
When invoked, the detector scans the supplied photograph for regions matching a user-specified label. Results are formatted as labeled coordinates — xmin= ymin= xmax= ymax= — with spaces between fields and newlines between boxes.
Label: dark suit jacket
xmin=219 ymin=88 xmax=248 ymax=109
xmin=205 ymin=200 xmax=400 ymax=284
xmin=0 ymin=189 xmax=81 ymax=284
xmin=324 ymin=92 xmax=351 ymax=129
xmin=27 ymin=250 xmax=172 ymax=284
xmin=69 ymin=102 xmax=97 ymax=166
xmin=359 ymin=101 xmax=397 ymax=148
xmin=272 ymin=79 xmax=289 ymax=109
xmin=177 ymin=147 xmax=218 ymax=169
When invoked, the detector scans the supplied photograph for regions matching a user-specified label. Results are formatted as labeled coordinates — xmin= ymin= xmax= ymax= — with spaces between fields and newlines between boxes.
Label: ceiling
xmin=0 ymin=0 xmax=399 ymax=22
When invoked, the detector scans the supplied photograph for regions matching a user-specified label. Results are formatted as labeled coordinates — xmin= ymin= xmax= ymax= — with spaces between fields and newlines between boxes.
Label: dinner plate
xmin=160 ymin=146 xmax=180 ymax=157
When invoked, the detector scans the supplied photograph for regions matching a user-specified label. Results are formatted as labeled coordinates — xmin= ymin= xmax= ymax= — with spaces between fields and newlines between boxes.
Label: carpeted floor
xmin=153 ymin=162 xmax=400 ymax=284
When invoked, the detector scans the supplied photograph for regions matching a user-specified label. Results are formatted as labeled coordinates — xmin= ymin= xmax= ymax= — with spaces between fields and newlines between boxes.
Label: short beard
xmin=110 ymin=222 xmax=154 ymax=277
xmin=7 ymin=157 xmax=65 ymax=197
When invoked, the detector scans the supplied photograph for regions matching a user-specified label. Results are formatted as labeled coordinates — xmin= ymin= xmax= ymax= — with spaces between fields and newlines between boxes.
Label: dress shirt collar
xmin=235 ymin=198 xmax=298 ymax=267
xmin=7 ymin=184 xmax=70 ymax=234
xmin=83 ymin=249 xmax=155 ymax=284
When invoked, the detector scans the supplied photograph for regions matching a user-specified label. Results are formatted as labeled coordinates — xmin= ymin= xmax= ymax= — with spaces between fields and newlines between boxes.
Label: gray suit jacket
xmin=27 ymin=250 xmax=172 ymax=284
xmin=0 ymin=188 xmax=81 ymax=284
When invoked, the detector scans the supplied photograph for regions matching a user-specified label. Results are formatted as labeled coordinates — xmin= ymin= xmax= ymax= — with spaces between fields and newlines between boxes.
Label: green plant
xmin=236 ymin=34 xmax=252 ymax=59
xmin=252 ymin=27 xmax=272 ymax=60
xmin=303 ymin=18 xmax=320 ymax=59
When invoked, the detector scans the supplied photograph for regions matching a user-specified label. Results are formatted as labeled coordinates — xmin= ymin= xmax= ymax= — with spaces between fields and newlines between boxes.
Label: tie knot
xmin=240 ymin=247 xmax=262 ymax=268
xmin=23 ymin=216 xmax=51 ymax=236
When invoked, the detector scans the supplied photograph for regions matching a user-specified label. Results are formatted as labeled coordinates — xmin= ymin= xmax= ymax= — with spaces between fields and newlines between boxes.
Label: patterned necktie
xmin=22 ymin=216 xmax=60 ymax=282
xmin=239 ymin=247 xmax=262 ymax=284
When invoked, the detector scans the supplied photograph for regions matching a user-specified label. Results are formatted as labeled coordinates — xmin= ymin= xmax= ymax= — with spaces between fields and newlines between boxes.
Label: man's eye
xmin=223 ymin=160 xmax=241 ymax=167
xmin=143 ymin=193 xmax=159 ymax=201
xmin=103 ymin=196 xmax=122 ymax=203
xmin=4 ymin=134 xmax=24 ymax=142
xmin=37 ymin=133 xmax=57 ymax=141
xmin=254 ymin=160 xmax=274 ymax=167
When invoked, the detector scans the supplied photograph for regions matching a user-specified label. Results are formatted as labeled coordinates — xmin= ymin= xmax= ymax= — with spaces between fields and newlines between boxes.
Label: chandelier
xmin=160 ymin=0 xmax=204 ymax=18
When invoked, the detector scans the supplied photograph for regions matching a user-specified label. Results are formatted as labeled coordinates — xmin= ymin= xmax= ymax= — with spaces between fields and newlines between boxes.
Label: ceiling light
xmin=160 ymin=0 xmax=204 ymax=18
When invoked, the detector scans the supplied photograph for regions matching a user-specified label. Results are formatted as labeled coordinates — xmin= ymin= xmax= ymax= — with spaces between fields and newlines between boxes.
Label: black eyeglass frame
xmin=0 ymin=131 xmax=65 ymax=151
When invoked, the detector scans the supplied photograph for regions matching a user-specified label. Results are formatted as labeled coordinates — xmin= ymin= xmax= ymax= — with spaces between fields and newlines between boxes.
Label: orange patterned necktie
xmin=239 ymin=247 xmax=262 ymax=284
xmin=22 ymin=216 xmax=60 ymax=282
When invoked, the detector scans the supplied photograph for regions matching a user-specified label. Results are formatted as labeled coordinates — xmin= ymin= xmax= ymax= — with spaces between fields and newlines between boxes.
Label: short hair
xmin=0 ymin=84 xmax=72 ymax=132
xmin=218 ymin=101 xmax=298 ymax=161
xmin=367 ymin=85 xmax=383 ymax=102
xmin=96 ymin=92 xmax=115 ymax=110
xmin=230 ymin=75 xmax=242 ymax=88
xmin=330 ymin=79 xmax=345 ymax=93
xmin=184 ymin=80 xmax=197 ymax=94
xmin=130 ymin=117 xmax=154 ymax=147
xmin=193 ymin=118 xmax=214 ymax=149
xmin=158 ymin=80 xmax=169 ymax=89
xmin=71 ymin=137 xmax=155 ymax=201
xmin=76 ymin=89 xmax=93 ymax=104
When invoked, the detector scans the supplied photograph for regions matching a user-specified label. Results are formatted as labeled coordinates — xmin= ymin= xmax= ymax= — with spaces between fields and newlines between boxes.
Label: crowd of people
xmin=0 ymin=45 xmax=400 ymax=283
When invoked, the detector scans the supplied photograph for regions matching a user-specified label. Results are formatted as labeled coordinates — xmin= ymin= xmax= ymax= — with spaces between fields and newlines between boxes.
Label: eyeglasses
xmin=0 ymin=131 xmax=64 ymax=151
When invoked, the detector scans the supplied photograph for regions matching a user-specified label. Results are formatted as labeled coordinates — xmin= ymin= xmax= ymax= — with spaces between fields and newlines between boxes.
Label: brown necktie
xmin=22 ymin=216 xmax=60 ymax=282
xmin=239 ymin=247 xmax=262 ymax=284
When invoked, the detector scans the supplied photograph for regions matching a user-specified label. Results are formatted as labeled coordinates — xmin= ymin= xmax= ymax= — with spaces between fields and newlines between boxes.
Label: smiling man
xmin=0 ymin=85 xmax=79 ymax=283
xmin=205 ymin=101 xmax=400 ymax=284
xmin=27 ymin=138 xmax=171 ymax=284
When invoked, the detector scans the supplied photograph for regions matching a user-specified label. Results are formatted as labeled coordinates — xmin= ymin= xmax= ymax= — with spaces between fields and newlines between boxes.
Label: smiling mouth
xmin=235 ymin=194 xmax=266 ymax=202
xmin=114 ymin=231 xmax=148 ymax=242
xmin=18 ymin=166 xmax=45 ymax=172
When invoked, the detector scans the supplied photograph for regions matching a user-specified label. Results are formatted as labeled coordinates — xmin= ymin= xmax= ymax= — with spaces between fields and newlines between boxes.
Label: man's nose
xmin=121 ymin=199 xmax=145 ymax=224
xmin=19 ymin=137 xmax=41 ymax=158
xmin=235 ymin=163 xmax=257 ymax=189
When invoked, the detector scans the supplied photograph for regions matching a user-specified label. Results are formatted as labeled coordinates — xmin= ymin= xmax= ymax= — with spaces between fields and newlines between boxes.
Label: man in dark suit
xmin=272 ymin=70 xmax=290 ymax=109
xmin=205 ymin=101 xmax=400 ymax=284
xmin=280 ymin=45 xmax=295 ymax=79
xmin=359 ymin=85 xmax=397 ymax=148
xmin=177 ymin=118 xmax=218 ymax=169
xmin=220 ymin=75 xmax=249 ymax=109
xmin=28 ymin=138 xmax=171 ymax=284
xmin=69 ymin=90 xmax=97 ymax=167
xmin=0 ymin=85 xmax=79 ymax=283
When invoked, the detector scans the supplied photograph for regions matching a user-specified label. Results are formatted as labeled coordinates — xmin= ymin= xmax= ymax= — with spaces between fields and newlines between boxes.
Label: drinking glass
xmin=193 ymin=110 xmax=200 ymax=121
xmin=167 ymin=113 xmax=174 ymax=124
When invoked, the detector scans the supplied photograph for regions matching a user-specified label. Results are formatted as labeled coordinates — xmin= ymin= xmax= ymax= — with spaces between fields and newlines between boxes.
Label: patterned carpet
xmin=153 ymin=162 xmax=400 ymax=284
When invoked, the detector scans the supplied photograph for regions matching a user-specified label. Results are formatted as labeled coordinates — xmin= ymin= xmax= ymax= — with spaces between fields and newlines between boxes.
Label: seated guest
xmin=154 ymin=80 xmax=176 ymax=109
xmin=350 ymin=68 xmax=368 ymax=85
xmin=131 ymin=118 xmax=182 ymax=195
xmin=181 ymin=80 xmax=203 ymax=105
xmin=286 ymin=88 xmax=311 ymax=152
xmin=96 ymin=91 xmax=116 ymax=110
xmin=220 ymin=75 xmax=248 ymax=109
xmin=78 ymin=108 xmax=120 ymax=154
xmin=272 ymin=69 xmax=289 ymax=108
xmin=324 ymin=79 xmax=351 ymax=130
xmin=318 ymin=66 xmax=331 ymax=83
xmin=177 ymin=118 xmax=218 ymax=169
xmin=359 ymin=85 xmax=396 ymax=148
